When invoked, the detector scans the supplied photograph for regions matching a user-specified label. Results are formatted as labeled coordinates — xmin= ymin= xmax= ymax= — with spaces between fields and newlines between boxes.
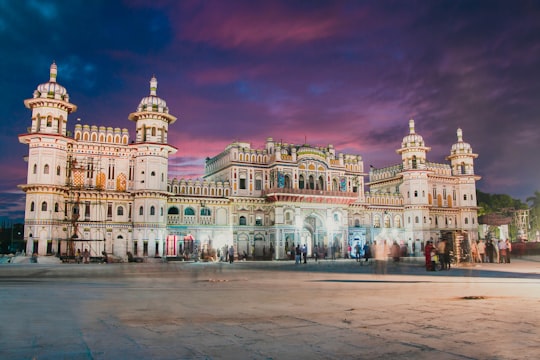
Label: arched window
xmin=299 ymin=175 xmax=305 ymax=189
xmin=150 ymin=206 xmax=155 ymax=215
xmin=284 ymin=175 xmax=291 ymax=188
xmin=354 ymin=219 xmax=360 ymax=227
xmin=151 ymin=171 xmax=155 ymax=176
xmin=139 ymin=206 xmax=144 ymax=216
xmin=239 ymin=216 xmax=247 ymax=225
xmin=318 ymin=176 xmax=324 ymax=190
xmin=117 ymin=206 xmax=124 ymax=216
xmin=54 ymin=203 xmax=59 ymax=212
xmin=184 ymin=207 xmax=195 ymax=216
xmin=56 ymin=166 xmax=61 ymax=176
xmin=308 ymin=175 xmax=314 ymax=190
xmin=415 ymin=216 xmax=419 ymax=224
xmin=33 ymin=164 xmax=37 ymax=174
xmin=412 ymin=156 xmax=417 ymax=169
xmin=168 ymin=207 xmax=179 ymax=215
xmin=200 ymin=207 xmax=211 ymax=216
xmin=465 ymin=217 xmax=469 ymax=224
xmin=44 ymin=164 xmax=49 ymax=174
xmin=30 ymin=202 xmax=35 ymax=212
xmin=41 ymin=201 xmax=48 ymax=211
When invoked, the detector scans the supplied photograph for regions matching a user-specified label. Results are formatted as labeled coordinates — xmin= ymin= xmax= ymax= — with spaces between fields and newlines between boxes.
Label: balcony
xmin=263 ymin=187 xmax=358 ymax=204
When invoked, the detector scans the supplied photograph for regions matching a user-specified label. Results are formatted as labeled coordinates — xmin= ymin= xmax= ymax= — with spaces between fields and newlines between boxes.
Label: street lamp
xmin=10 ymin=226 xmax=21 ymax=253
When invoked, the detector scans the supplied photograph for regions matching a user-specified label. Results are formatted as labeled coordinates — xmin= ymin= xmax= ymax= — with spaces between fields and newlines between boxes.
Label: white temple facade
xmin=18 ymin=63 xmax=481 ymax=261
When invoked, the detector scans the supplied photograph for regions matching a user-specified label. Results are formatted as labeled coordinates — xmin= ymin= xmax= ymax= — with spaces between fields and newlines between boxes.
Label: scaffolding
xmin=63 ymin=146 xmax=106 ymax=257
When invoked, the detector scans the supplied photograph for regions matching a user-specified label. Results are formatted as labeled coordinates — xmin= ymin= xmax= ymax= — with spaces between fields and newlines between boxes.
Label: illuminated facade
xmin=19 ymin=63 xmax=480 ymax=260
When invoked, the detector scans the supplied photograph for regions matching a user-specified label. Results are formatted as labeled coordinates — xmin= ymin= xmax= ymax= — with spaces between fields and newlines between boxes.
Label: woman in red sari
xmin=424 ymin=241 xmax=434 ymax=271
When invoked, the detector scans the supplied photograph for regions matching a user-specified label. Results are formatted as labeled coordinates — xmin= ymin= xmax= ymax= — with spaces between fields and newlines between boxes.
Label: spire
xmin=50 ymin=61 xmax=57 ymax=83
xmin=150 ymin=75 xmax=157 ymax=96
xmin=409 ymin=119 xmax=415 ymax=134
xmin=457 ymin=128 xmax=463 ymax=142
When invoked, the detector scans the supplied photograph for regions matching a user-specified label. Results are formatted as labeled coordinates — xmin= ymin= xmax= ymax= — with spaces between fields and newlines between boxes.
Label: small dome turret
xmin=135 ymin=75 xmax=169 ymax=114
xmin=33 ymin=62 xmax=69 ymax=101
xmin=450 ymin=128 xmax=473 ymax=155
xmin=401 ymin=119 xmax=426 ymax=148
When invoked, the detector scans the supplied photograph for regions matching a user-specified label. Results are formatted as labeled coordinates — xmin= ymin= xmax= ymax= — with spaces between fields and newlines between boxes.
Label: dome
xmin=136 ymin=75 xmax=170 ymax=114
xmin=450 ymin=128 xmax=473 ymax=155
xmin=401 ymin=119 xmax=426 ymax=148
xmin=34 ymin=62 xmax=69 ymax=100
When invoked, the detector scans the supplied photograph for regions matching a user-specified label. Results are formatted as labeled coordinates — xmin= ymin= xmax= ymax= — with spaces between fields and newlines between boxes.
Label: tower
xmin=447 ymin=128 xmax=481 ymax=234
xmin=128 ymin=76 xmax=177 ymax=256
xmin=19 ymin=62 xmax=77 ymax=254
xmin=396 ymin=119 xmax=432 ymax=243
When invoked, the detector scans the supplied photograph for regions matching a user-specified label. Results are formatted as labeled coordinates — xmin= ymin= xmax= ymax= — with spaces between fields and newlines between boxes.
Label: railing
xmin=168 ymin=215 xmax=180 ymax=224
xmin=263 ymin=187 xmax=357 ymax=197
xmin=167 ymin=215 xmax=213 ymax=225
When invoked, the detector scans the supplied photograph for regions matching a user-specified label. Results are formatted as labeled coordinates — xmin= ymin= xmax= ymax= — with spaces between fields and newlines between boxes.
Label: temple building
xmin=18 ymin=63 xmax=481 ymax=261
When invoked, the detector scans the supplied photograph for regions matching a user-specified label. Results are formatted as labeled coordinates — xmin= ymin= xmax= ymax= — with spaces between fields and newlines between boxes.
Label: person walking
xmin=228 ymin=245 xmax=234 ymax=264
xmin=505 ymin=239 xmax=512 ymax=263
xmin=83 ymin=248 xmax=90 ymax=264
xmin=424 ymin=241 xmax=434 ymax=271
xmin=302 ymin=244 xmax=307 ymax=264
xmin=437 ymin=239 xmax=447 ymax=270
xmin=363 ymin=243 xmax=371 ymax=263
xmin=471 ymin=240 xmax=480 ymax=263
xmin=485 ymin=240 xmax=494 ymax=263
xmin=355 ymin=243 xmax=361 ymax=262
xmin=391 ymin=241 xmax=400 ymax=262
xmin=498 ymin=240 xmax=507 ymax=263
xmin=295 ymin=245 xmax=301 ymax=264
xmin=477 ymin=240 xmax=486 ymax=263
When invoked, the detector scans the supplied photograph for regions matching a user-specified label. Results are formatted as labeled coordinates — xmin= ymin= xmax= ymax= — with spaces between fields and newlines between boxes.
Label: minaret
xmin=128 ymin=76 xmax=177 ymax=257
xmin=396 ymin=119 xmax=431 ymax=170
xmin=23 ymin=62 xmax=77 ymax=136
xmin=446 ymin=128 xmax=481 ymax=210
xmin=396 ymin=119 xmax=432 ymax=244
xmin=447 ymin=128 xmax=478 ymax=176
xmin=19 ymin=62 xmax=77 ymax=255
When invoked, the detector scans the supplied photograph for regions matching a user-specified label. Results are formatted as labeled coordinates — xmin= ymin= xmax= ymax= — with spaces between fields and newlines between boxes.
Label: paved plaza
xmin=1 ymin=257 xmax=539 ymax=359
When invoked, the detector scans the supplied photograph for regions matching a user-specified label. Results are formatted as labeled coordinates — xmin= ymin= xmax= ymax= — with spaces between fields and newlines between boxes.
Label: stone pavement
xmin=1 ymin=257 xmax=539 ymax=359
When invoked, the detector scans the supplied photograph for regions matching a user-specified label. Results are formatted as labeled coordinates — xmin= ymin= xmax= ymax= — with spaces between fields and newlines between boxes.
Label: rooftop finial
xmin=150 ymin=75 xmax=157 ymax=96
xmin=457 ymin=128 xmax=463 ymax=142
xmin=50 ymin=61 xmax=57 ymax=83
xmin=409 ymin=119 xmax=415 ymax=134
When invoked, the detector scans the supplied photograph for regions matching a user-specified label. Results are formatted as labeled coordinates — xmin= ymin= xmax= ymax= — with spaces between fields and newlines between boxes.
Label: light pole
xmin=10 ymin=226 xmax=21 ymax=253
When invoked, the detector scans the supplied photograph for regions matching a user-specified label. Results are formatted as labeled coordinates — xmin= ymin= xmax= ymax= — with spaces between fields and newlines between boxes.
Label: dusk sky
xmin=1 ymin=0 xmax=540 ymax=223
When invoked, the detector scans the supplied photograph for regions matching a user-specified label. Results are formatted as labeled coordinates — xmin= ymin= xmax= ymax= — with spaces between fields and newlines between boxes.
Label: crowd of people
xmin=470 ymin=239 xmax=512 ymax=264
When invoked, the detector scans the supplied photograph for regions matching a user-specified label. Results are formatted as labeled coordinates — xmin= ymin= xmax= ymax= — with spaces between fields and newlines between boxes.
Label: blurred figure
xmin=391 ymin=241 xmax=400 ymax=262
xmin=424 ymin=241 xmax=434 ymax=271
xmin=363 ymin=243 xmax=371 ymax=263
xmin=477 ymin=240 xmax=486 ymax=263
xmin=228 ymin=245 xmax=234 ymax=264
xmin=498 ymin=240 xmax=507 ymax=263
xmin=505 ymin=239 xmax=512 ymax=263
